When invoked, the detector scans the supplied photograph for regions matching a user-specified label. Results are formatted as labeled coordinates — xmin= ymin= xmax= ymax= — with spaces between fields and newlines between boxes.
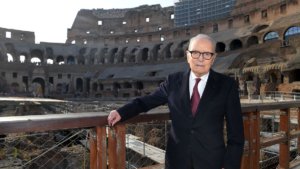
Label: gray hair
xmin=188 ymin=34 xmax=216 ymax=52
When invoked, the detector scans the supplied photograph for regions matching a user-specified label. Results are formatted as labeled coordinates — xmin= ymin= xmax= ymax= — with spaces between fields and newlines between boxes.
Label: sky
xmin=0 ymin=0 xmax=175 ymax=43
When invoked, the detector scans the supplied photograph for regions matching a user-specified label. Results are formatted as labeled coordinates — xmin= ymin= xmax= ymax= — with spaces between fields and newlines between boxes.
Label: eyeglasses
xmin=187 ymin=50 xmax=215 ymax=60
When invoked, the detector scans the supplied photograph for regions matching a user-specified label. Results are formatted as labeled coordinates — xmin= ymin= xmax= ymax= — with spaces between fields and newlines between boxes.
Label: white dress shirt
xmin=189 ymin=71 xmax=209 ymax=99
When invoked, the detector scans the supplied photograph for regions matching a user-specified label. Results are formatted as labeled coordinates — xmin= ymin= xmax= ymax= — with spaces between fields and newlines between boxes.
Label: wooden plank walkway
xmin=126 ymin=134 xmax=165 ymax=164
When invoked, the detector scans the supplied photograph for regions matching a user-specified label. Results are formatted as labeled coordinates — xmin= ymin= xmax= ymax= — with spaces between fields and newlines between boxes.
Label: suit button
xmin=191 ymin=130 xmax=194 ymax=134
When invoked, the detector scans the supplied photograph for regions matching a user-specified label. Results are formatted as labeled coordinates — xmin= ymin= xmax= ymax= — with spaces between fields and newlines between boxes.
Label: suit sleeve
xmin=117 ymin=76 xmax=169 ymax=122
xmin=224 ymin=80 xmax=245 ymax=169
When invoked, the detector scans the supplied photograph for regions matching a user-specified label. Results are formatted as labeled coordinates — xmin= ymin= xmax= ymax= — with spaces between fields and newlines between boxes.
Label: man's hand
xmin=107 ymin=110 xmax=121 ymax=126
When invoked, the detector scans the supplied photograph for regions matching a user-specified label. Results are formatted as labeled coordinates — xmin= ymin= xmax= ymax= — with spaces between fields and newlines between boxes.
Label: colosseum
xmin=0 ymin=0 xmax=300 ymax=100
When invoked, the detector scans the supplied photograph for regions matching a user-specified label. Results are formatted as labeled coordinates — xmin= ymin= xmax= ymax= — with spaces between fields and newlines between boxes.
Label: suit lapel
xmin=179 ymin=69 xmax=191 ymax=116
xmin=195 ymin=69 xmax=218 ymax=117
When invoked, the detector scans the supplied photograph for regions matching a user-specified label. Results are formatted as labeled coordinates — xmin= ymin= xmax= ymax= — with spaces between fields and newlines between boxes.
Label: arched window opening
xmin=284 ymin=26 xmax=300 ymax=40
xmin=264 ymin=32 xmax=279 ymax=42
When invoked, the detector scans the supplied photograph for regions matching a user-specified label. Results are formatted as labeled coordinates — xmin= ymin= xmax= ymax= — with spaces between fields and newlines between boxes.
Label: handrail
xmin=0 ymin=101 xmax=300 ymax=169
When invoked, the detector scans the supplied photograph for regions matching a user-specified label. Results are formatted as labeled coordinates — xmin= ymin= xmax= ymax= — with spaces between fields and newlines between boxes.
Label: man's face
xmin=186 ymin=38 xmax=216 ymax=77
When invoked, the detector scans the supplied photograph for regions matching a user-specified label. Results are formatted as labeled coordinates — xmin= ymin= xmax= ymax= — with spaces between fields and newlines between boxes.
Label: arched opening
xmin=284 ymin=26 xmax=300 ymax=40
xmin=92 ymin=82 xmax=98 ymax=92
xmin=289 ymin=69 xmax=300 ymax=83
xmin=56 ymin=55 xmax=65 ymax=65
xmin=134 ymin=81 xmax=143 ymax=96
xmin=7 ymin=53 xmax=13 ymax=62
xmin=163 ymin=43 xmax=173 ymax=59
xmin=88 ymin=48 xmax=98 ymax=64
xmin=118 ymin=47 xmax=127 ymax=63
xmin=246 ymin=36 xmax=259 ymax=47
xmin=56 ymin=83 xmax=63 ymax=93
xmin=123 ymin=82 xmax=132 ymax=88
xmin=99 ymin=48 xmax=108 ymax=64
xmin=11 ymin=82 xmax=20 ymax=93
xmin=76 ymin=78 xmax=83 ymax=92
xmin=19 ymin=54 xmax=28 ymax=63
xmin=128 ymin=48 xmax=137 ymax=63
xmin=30 ymin=57 xmax=42 ymax=65
xmin=67 ymin=56 xmax=75 ymax=64
xmin=30 ymin=49 xmax=44 ymax=63
xmin=47 ymin=58 xmax=54 ymax=64
xmin=32 ymin=77 xmax=45 ymax=97
xmin=269 ymin=73 xmax=278 ymax=83
xmin=5 ymin=43 xmax=16 ymax=62
xmin=263 ymin=31 xmax=279 ymax=42
xmin=252 ymin=24 xmax=269 ymax=33
xmin=229 ymin=39 xmax=243 ymax=50
xmin=141 ymin=48 xmax=149 ymax=62
xmin=216 ymin=42 xmax=226 ymax=53
xmin=173 ymin=40 xmax=189 ymax=58
xmin=108 ymin=48 xmax=118 ymax=64
xmin=113 ymin=82 xmax=121 ymax=97
xmin=151 ymin=44 xmax=162 ymax=61
xmin=135 ymin=81 xmax=144 ymax=90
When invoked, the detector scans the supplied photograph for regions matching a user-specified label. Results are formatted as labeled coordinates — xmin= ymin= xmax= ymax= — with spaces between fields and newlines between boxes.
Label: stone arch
xmin=88 ymin=48 xmax=98 ymax=64
xmin=78 ymin=48 xmax=87 ymax=65
xmin=173 ymin=40 xmax=189 ymax=58
xmin=19 ymin=53 xmax=29 ymax=63
xmin=32 ymin=77 xmax=45 ymax=97
xmin=160 ymin=43 xmax=173 ymax=60
xmin=56 ymin=83 xmax=63 ymax=93
xmin=116 ymin=47 xmax=127 ymax=63
xmin=216 ymin=42 xmax=226 ymax=53
xmin=30 ymin=49 xmax=44 ymax=63
xmin=76 ymin=78 xmax=83 ymax=92
xmin=99 ymin=48 xmax=108 ymax=64
xmin=56 ymin=55 xmax=65 ymax=65
xmin=11 ymin=82 xmax=20 ymax=93
xmin=67 ymin=55 xmax=75 ymax=64
xmin=4 ymin=43 xmax=17 ymax=62
xmin=138 ymin=48 xmax=149 ymax=62
xmin=246 ymin=36 xmax=259 ymax=47
xmin=113 ymin=82 xmax=121 ymax=97
xmin=229 ymin=39 xmax=243 ymax=50
xmin=128 ymin=48 xmax=138 ymax=63
xmin=284 ymin=26 xmax=300 ymax=40
xmin=252 ymin=24 xmax=269 ymax=33
xmin=150 ymin=44 xmax=162 ymax=61
xmin=108 ymin=48 xmax=118 ymax=64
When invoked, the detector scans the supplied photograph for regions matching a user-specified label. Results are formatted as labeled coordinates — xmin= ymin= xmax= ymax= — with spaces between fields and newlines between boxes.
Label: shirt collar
xmin=190 ymin=71 xmax=209 ymax=82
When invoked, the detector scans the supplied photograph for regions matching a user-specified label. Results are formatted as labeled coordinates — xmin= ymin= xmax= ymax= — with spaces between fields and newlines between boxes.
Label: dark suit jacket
xmin=118 ymin=69 xmax=244 ymax=169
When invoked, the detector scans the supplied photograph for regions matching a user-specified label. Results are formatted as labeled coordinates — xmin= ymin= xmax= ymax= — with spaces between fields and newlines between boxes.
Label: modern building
xmin=174 ymin=0 xmax=236 ymax=27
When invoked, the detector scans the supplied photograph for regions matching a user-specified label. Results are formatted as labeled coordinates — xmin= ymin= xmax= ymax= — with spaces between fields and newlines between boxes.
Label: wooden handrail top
xmin=0 ymin=101 xmax=299 ymax=134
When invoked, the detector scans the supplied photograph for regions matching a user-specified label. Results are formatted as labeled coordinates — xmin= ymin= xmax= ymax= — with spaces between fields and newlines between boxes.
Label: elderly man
xmin=108 ymin=34 xmax=244 ymax=169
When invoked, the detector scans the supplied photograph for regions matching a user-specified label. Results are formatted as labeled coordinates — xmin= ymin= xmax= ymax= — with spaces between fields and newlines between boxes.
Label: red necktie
xmin=191 ymin=78 xmax=201 ymax=116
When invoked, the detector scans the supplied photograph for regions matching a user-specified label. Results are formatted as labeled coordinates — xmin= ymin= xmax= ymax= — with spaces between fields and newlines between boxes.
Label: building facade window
xmin=174 ymin=0 xmax=236 ymax=27
xmin=261 ymin=10 xmax=268 ymax=19
xmin=280 ymin=4 xmax=287 ymax=14
xmin=244 ymin=15 xmax=250 ymax=23
xmin=13 ymin=72 xmax=17 ymax=78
